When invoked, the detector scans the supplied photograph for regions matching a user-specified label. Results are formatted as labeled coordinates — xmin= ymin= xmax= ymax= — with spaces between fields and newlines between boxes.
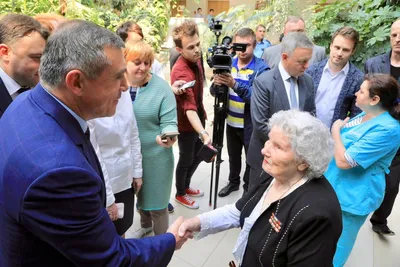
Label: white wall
xmin=229 ymin=0 xmax=256 ymax=8
xmin=186 ymin=0 xmax=208 ymax=17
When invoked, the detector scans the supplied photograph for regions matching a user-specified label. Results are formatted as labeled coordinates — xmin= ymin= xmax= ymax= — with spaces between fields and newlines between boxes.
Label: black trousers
xmin=113 ymin=187 xmax=135 ymax=236
xmin=175 ymin=131 xmax=203 ymax=196
xmin=226 ymin=124 xmax=250 ymax=191
xmin=370 ymin=155 xmax=400 ymax=226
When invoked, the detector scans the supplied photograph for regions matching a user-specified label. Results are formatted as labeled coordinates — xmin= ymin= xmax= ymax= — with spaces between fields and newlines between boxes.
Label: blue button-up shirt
xmin=315 ymin=60 xmax=349 ymax=127
xmin=254 ymin=39 xmax=271 ymax=58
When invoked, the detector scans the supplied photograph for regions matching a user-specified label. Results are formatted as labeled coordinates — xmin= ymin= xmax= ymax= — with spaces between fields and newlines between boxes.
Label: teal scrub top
xmin=325 ymin=111 xmax=400 ymax=215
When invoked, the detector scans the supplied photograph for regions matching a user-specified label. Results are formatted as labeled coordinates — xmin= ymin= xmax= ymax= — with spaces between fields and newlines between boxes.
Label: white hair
xmin=268 ymin=110 xmax=334 ymax=179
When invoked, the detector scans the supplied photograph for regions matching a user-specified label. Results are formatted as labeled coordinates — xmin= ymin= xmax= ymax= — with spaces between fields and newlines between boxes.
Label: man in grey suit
xmin=262 ymin=16 xmax=326 ymax=69
xmin=364 ymin=18 xmax=400 ymax=236
xmin=248 ymin=32 xmax=316 ymax=190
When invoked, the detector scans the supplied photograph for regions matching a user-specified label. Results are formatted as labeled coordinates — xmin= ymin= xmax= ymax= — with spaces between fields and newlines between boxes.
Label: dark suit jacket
xmin=248 ymin=67 xmax=316 ymax=170
xmin=306 ymin=59 xmax=363 ymax=127
xmin=0 ymin=84 xmax=175 ymax=267
xmin=364 ymin=50 xmax=392 ymax=76
xmin=0 ymin=77 xmax=13 ymax=118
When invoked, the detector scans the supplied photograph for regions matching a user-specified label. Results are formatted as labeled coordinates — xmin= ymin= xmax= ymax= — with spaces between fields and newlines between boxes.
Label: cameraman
xmin=213 ymin=28 xmax=270 ymax=197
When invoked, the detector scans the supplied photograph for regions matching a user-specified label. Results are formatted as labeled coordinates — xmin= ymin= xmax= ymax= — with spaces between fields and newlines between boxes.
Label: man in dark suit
xmin=0 ymin=14 xmax=48 ymax=118
xmin=248 ymin=32 xmax=316 ymax=189
xmin=0 ymin=20 xmax=189 ymax=267
xmin=306 ymin=26 xmax=363 ymax=128
xmin=262 ymin=16 xmax=326 ymax=69
xmin=364 ymin=18 xmax=400 ymax=236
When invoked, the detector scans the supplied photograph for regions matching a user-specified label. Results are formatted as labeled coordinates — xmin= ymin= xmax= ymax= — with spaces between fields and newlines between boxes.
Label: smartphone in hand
xmin=161 ymin=132 xmax=180 ymax=142
xmin=179 ymin=80 xmax=196 ymax=90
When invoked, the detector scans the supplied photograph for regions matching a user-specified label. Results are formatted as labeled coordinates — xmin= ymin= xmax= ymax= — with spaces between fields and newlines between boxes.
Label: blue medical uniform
xmin=325 ymin=111 xmax=400 ymax=267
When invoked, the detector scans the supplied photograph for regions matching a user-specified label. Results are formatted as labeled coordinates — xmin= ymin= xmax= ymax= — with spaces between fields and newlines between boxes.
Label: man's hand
xmin=171 ymin=80 xmax=187 ymax=95
xmin=178 ymin=217 xmax=201 ymax=238
xmin=156 ymin=135 xmax=177 ymax=148
xmin=132 ymin=178 xmax=143 ymax=194
xmin=106 ymin=203 xmax=119 ymax=221
xmin=167 ymin=216 xmax=194 ymax=250
xmin=213 ymin=73 xmax=235 ymax=88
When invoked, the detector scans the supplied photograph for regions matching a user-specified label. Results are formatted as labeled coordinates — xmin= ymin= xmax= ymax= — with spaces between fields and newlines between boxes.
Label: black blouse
xmin=235 ymin=173 xmax=342 ymax=267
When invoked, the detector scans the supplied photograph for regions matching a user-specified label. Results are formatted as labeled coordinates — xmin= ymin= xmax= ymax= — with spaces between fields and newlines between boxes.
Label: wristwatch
xmin=199 ymin=130 xmax=209 ymax=141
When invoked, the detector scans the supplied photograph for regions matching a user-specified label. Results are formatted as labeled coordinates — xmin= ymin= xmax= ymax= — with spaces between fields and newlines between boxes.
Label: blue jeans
xmin=333 ymin=211 xmax=368 ymax=267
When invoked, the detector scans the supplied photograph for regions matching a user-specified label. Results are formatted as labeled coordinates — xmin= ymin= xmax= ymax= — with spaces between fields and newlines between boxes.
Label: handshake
xmin=166 ymin=216 xmax=202 ymax=250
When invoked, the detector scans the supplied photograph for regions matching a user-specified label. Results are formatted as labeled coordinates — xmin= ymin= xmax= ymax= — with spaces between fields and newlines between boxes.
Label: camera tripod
xmin=209 ymin=83 xmax=229 ymax=209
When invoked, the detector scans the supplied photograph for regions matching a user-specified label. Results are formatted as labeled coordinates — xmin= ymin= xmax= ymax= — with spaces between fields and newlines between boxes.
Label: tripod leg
xmin=209 ymin=161 xmax=215 ymax=206
xmin=213 ymin=154 xmax=221 ymax=209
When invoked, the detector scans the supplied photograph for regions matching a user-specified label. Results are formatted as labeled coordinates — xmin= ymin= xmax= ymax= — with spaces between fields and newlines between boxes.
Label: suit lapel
xmin=273 ymin=68 xmax=291 ymax=110
xmin=0 ymin=78 xmax=13 ymax=116
xmin=381 ymin=51 xmax=391 ymax=74
xmin=30 ymin=84 xmax=105 ymax=188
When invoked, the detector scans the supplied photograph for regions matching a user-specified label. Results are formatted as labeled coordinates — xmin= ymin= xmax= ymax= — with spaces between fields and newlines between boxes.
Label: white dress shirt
xmin=88 ymin=91 xmax=142 ymax=207
xmin=278 ymin=62 xmax=299 ymax=108
xmin=152 ymin=59 xmax=165 ymax=80
xmin=0 ymin=66 xmax=20 ymax=100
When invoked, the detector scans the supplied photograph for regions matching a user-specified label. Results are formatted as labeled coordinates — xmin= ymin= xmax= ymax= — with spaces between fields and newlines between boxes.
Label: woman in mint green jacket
xmin=124 ymin=41 xmax=178 ymax=238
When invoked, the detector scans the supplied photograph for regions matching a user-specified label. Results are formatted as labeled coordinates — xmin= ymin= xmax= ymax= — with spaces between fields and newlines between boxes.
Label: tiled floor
xmin=125 ymin=144 xmax=400 ymax=267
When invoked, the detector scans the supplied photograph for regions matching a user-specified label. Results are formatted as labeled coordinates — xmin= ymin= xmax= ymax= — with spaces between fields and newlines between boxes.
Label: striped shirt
xmin=227 ymin=57 xmax=256 ymax=128
xmin=343 ymin=115 xmax=364 ymax=167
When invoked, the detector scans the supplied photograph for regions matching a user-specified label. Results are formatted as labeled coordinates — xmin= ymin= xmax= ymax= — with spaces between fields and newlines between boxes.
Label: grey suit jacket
xmin=262 ymin=44 xmax=326 ymax=69
xmin=247 ymin=67 xmax=316 ymax=170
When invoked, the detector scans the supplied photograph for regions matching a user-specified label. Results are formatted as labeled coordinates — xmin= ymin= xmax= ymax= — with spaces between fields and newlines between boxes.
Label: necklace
xmin=263 ymin=176 xmax=305 ymax=233
xmin=262 ymin=177 xmax=304 ymax=210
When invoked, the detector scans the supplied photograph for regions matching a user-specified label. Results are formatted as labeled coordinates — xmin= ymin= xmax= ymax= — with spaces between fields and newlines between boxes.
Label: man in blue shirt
xmin=207 ymin=9 xmax=214 ymax=28
xmin=254 ymin=24 xmax=271 ymax=58
xmin=306 ymin=26 xmax=363 ymax=128
xmin=212 ymin=28 xmax=270 ymax=196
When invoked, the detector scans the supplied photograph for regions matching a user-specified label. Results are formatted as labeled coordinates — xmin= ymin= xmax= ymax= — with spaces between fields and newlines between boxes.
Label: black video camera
xmin=207 ymin=20 xmax=247 ymax=75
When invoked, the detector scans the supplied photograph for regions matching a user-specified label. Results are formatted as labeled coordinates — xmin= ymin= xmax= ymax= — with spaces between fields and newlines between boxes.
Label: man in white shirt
xmin=194 ymin=8 xmax=204 ymax=19
xmin=306 ymin=26 xmax=363 ymax=128
xmin=0 ymin=14 xmax=48 ymax=118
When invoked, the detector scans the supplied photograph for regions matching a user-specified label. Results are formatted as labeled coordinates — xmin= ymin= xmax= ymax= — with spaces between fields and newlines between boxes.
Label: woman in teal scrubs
xmin=325 ymin=74 xmax=400 ymax=267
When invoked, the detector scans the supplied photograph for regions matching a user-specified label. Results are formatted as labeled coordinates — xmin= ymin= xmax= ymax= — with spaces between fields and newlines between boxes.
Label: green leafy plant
xmin=308 ymin=0 xmax=400 ymax=68
xmin=0 ymin=0 xmax=171 ymax=52
xmin=199 ymin=0 xmax=304 ymax=55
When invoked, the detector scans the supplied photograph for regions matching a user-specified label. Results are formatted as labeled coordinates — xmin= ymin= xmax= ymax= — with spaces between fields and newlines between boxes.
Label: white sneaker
xmin=132 ymin=227 xmax=152 ymax=239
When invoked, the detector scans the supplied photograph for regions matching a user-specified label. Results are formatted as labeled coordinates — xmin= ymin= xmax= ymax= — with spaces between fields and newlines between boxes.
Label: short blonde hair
xmin=124 ymin=41 xmax=154 ymax=65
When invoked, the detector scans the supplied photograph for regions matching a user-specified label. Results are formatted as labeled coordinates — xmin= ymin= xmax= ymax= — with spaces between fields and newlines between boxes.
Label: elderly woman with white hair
xmin=178 ymin=110 xmax=342 ymax=267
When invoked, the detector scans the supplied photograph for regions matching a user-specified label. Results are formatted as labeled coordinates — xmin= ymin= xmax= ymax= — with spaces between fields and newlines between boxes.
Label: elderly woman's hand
xmin=156 ymin=135 xmax=177 ymax=148
xmin=332 ymin=117 xmax=350 ymax=134
xmin=178 ymin=217 xmax=201 ymax=238
xmin=172 ymin=80 xmax=187 ymax=95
